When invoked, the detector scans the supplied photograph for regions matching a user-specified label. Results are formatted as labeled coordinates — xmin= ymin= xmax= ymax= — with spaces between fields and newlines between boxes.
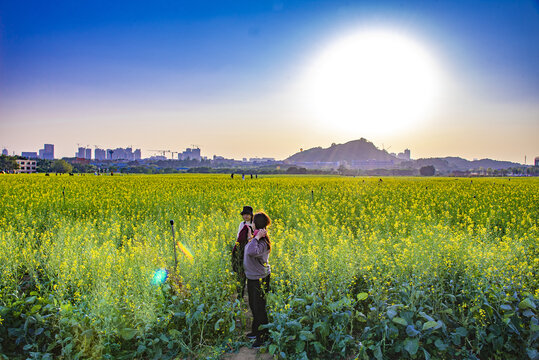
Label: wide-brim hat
xmin=240 ymin=206 xmax=253 ymax=215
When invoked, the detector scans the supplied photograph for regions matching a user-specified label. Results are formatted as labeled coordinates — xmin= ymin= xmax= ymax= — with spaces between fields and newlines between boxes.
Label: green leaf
xmin=268 ymin=344 xmax=278 ymax=355
xmin=286 ymin=320 xmax=302 ymax=329
xmin=25 ymin=296 xmax=37 ymax=304
xmin=299 ymin=330 xmax=315 ymax=341
xmin=434 ymin=339 xmax=448 ymax=351
xmin=519 ymin=298 xmax=536 ymax=310
xmin=357 ymin=292 xmax=368 ymax=301
xmin=526 ymin=348 xmax=538 ymax=360
xmin=312 ymin=341 xmax=324 ymax=354
xmin=403 ymin=338 xmax=419 ymax=355
xmin=214 ymin=318 xmax=224 ymax=331
xmin=422 ymin=321 xmax=439 ymax=331
xmin=419 ymin=311 xmax=434 ymax=322
xmin=455 ymin=327 xmax=468 ymax=337
xmin=406 ymin=325 xmax=420 ymax=337
xmin=159 ymin=334 xmax=169 ymax=343
xmin=386 ymin=309 xmax=397 ymax=319
xmin=119 ymin=328 xmax=137 ymax=340
xmin=373 ymin=344 xmax=383 ymax=360
xmin=295 ymin=341 xmax=305 ymax=353
xmin=392 ymin=317 xmax=407 ymax=326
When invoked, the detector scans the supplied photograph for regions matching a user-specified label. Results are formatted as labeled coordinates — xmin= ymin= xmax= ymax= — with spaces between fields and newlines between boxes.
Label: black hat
xmin=240 ymin=206 xmax=253 ymax=215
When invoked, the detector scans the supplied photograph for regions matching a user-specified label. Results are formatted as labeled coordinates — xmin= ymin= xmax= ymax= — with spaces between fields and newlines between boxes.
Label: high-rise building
xmin=404 ymin=149 xmax=411 ymax=160
xmin=77 ymin=147 xmax=86 ymax=158
xmin=95 ymin=148 xmax=106 ymax=161
xmin=2 ymin=149 xmax=8 ymax=156
xmin=179 ymin=147 xmax=201 ymax=161
xmin=38 ymin=144 xmax=54 ymax=160
xmin=397 ymin=149 xmax=411 ymax=160
xmin=134 ymin=149 xmax=141 ymax=160
xmin=85 ymin=148 xmax=92 ymax=159
xmin=21 ymin=152 xmax=38 ymax=159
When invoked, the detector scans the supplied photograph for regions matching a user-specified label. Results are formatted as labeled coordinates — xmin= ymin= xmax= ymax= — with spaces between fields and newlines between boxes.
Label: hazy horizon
xmin=1 ymin=1 xmax=538 ymax=164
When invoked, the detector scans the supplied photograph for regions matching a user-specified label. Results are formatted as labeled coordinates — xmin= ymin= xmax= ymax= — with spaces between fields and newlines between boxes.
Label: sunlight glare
xmin=300 ymin=29 xmax=444 ymax=135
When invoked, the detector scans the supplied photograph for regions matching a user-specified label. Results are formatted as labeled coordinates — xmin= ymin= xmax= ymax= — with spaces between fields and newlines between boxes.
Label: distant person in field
xmin=244 ymin=211 xmax=272 ymax=348
xmin=232 ymin=206 xmax=254 ymax=299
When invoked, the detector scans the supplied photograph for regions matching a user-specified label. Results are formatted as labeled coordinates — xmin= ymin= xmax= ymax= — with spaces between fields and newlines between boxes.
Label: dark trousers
xmin=236 ymin=272 xmax=247 ymax=299
xmin=247 ymin=274 xmax=271 ymax=340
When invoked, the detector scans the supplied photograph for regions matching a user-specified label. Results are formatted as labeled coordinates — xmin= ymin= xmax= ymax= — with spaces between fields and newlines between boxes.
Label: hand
xmin=256 ymin=229 xmax=267 ymax=239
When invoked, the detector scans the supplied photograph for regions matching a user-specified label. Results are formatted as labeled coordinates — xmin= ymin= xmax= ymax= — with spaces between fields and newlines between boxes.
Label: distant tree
xmin=419 ymin=165 xmax=435 ymax=176
xmin=71 ymin=163 xmax=97 ymax=173
xmin=52 ymin=159 xmax=73 ymax=173
xmin=286 ymin=166 xmax=307 ymax=174
xmin=36 ymin=159 xmax=54 ymax=173
xmin=0 ymin=155 xmax=19 ymax=172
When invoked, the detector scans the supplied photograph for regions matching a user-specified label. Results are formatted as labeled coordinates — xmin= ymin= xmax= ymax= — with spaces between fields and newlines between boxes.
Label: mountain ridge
xmin=285 ymin=138 xmax=523 ymax=170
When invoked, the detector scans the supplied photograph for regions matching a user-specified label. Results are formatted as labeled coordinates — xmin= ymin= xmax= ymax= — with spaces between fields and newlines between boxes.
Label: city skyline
xmin=1 ymin=1 xmax=538 ymax=163
xmin=3 ymin=140 xmax=535 ymax=166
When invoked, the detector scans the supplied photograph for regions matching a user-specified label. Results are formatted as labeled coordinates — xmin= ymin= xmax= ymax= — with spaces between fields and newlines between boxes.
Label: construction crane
xmin=148 ymin=149 xmax=173 ymax=159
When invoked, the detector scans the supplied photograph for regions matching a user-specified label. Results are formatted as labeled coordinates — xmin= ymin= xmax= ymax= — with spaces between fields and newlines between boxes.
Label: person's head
xmin=253 ymin=211 xmax=271 ymax=230
xmin=240 ymin=206 xmax=253 ymax=222
xmin=253 ymin=211 xmax=272 ymax=251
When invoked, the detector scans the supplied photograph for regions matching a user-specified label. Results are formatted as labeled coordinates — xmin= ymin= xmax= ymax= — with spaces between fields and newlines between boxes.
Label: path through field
xmin=221 ymin=293 xmax=272 ymax=360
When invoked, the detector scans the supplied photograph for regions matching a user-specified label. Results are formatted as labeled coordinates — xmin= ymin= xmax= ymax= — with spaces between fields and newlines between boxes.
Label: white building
xmin=16 ymin=159 xmax=37 ymax=173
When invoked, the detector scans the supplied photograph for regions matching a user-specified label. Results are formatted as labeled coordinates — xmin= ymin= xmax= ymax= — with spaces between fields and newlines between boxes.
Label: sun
xmin=300 ymin=29 xmax=443 ymax=135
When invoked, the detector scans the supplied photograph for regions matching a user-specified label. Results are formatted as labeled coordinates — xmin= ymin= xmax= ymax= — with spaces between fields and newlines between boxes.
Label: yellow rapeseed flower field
xmin=0 ymin=174 xmax=537 ymax=359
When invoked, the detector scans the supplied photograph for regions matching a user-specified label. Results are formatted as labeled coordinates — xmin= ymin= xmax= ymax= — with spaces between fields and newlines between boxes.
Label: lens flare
xmin=177 ymin=241 xmax=194 ymax=261
xmin=151 ymin=268 xmax=168 ymax=285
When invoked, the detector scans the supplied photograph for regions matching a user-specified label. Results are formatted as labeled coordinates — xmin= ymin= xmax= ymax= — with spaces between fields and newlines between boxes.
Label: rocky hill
xmin=285 ymin=138 xmax=395 ymax=163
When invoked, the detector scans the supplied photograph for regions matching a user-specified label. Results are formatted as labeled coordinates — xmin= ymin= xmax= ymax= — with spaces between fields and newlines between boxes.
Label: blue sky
xmin=1 ymin=0 xmax=538 ymax=162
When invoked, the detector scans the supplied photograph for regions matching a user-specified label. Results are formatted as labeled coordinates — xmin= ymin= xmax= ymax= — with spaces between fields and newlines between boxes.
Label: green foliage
xmin=0 ymin=155 xmax=19 ymax=171
xmin=0 ymin=175 xmax=537 ymax=359
xmin=51 ymin=160 xmax=73 ymax=173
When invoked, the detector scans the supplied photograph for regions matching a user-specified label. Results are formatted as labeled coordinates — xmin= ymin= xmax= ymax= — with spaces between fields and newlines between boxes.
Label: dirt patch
xmin=222 ymin=292 xmax=273 ymax=360
xmin=222 ymin=346 xmax=273 ymax=360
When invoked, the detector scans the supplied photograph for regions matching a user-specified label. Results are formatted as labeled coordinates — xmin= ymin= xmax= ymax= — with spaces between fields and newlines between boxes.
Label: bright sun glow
xmin=301 ymin=29 xmax=443 ymax=135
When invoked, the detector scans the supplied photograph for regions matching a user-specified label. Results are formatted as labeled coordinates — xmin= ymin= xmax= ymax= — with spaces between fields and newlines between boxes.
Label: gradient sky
xmin=1 ymin=0 xmax=538 ymax=163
